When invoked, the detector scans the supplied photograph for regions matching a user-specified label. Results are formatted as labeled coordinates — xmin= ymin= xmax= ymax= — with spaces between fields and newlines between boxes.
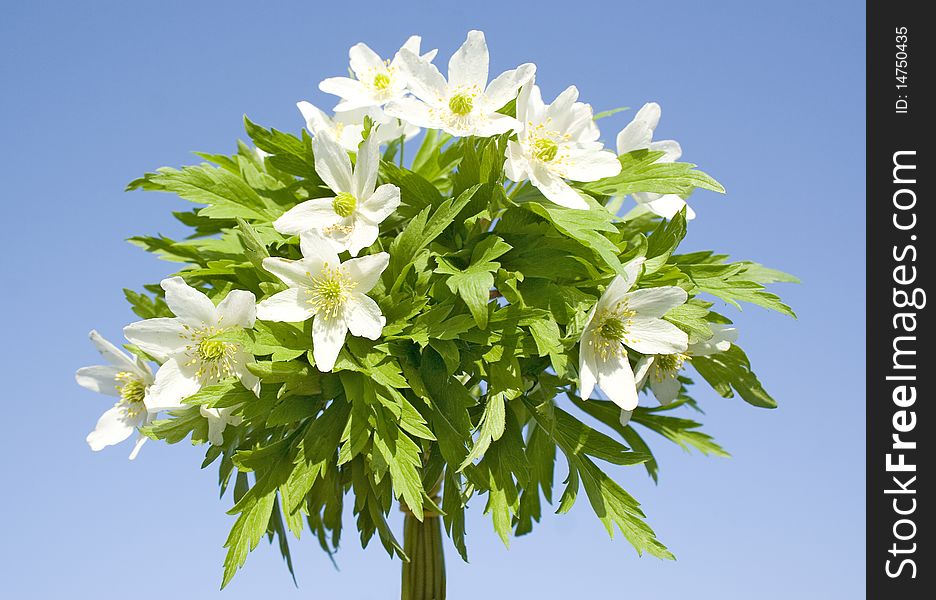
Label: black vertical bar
xmin=867 ymin=1 xmax=930 ymax=596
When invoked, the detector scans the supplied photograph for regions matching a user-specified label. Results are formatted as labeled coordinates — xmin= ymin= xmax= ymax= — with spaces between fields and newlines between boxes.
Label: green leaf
xmin=458 ymin=392 xmax=505 ymax=471
xmin=644 ymin=209 xmax=687 ymax=273
xmin=388 ymin=184 xmax=481 ymax=285
xmin=582 ymin=149 xmax=725 ymax=197
xmin=222 ymin=490 xmax=277 ymax=588
xmin=681 ymin=263 xmax=796 ymax=317
xmin=691 ymin=345 xmax=778 ymax=408
xmin=243 ymin=116 xmax=318 ymax=180
xmin=593 ymin=106 xmax=629 ymax=120
xmin=372 ymin=410 xmax=425 ymax=520
xmin=519 ymin=196 xmax=625 ymax=274
xmin=128 ymin=164 xmax=276 ymax=221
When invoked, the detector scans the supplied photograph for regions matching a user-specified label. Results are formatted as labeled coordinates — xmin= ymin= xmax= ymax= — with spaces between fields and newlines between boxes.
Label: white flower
xmin=319 ymin=35 xmax=438 ymax=111
xmin=256 ymin=232 xmax=389 ymax=372
xmin=273 ymin=127 xmax=400 ymax=256
xmin=76 ymin=330 xmax=156 ymax=459
xmin=505 ymin=83 xmax=621 ymax=209
xmin=385 ymin=30 xmax=535 ymax=137
xmin=296 ymin=101 xmax=419 ymax=152
xmin=631 ymin=323 xmax=739 ymax=410
xmin=200 ymin=405 xmax=244 ymax=446
xmin=578 ymin=258 xmax=689 ymax=411
xmin=123 ymin=277 xmax=260 ymax=413
xmin=616 ymin=102 xmax=694 ymax=220
xmin=689 ymin=323 xmax=738 ymax=357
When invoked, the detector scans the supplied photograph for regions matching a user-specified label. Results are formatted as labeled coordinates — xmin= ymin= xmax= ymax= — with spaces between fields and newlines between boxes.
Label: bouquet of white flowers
xmin=75 ymin=30 xmax=795 ymax=599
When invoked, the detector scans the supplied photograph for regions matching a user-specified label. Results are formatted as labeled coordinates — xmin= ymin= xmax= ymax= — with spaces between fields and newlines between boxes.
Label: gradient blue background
xmin=0 ymin=1 xmax=864 ymax=597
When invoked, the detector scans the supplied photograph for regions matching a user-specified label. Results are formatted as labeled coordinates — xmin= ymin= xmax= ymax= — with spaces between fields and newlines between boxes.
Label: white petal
xmin=469 ymin=113 xmax=522 ymax=137
xmin=648 ymin=139 xmax=682 ymax=163
xmin=261 ymin=257 xmax=315 ymax=288
xmin=483 ymin=63 xmax=535 ymax=110
xmin=123 ymin=318 xmax=187 ymax=362
xmin=624 ymin=286 xmax=688 ymax=318
xmin=319 ymin=77 xmax=372 ymax=110
xmin=595 ymin=274 xmax=636 ymax=314
xmin=400 ymin=35 xmax=423 ymax=56
xmin=312 ymin=132 xmax=354 ymax=194
xmin=529 ymin=164 xmax=589 ymax=209
xmin=128 ymin=433 xmax=148 ymax=460
xmin=504 ymin=141 xmax=530 ymax=182
xmin=560 ymin=148 xmax=621 ymax=182
xmin=625 ymin=316 xmax=689 ymax=355
xmin=689 ymin=324 xmax=738 ymax=356
xmin=144 ymin=357 xmax=201 ymax=412
xmin=273 ymin=198 xmax=340 ymax=236
xmin=312 ymin=314 xmax=348 ymax=372
xmin=75 ymin=365 xmax=123 ymax=396
xmin=233 ymin=349 xmax=261 ymax=397
xmin=300 ymin=231 xmax=341 ymax=266
xmin=352 ymin=126 xmax=380 ymax=199
xmin=616 ymin=102 xmax=661 ymax=154
xmin=448 ymin=30 xmax=489 ymax=91
xmin=342 ymin=252 xmax=389 ymax=294
xmin=514 ymin=80 xmax=534 ymax=124
xmin=201 ymin=405 xmax=240 ymax=446
xmin=349 ymin=42 xmax=385 ymax=79
xmin=544 ymin=85 xmax=579 ymax=123
xmin=396 ymin=49 xmax=447 ymax=102
xmin=346 ymin=219 xmax=380 ymax=257
xmin=595 ymin=351 xmax=639 ymax=411
xmin=650 ymin=375 xmax=681 ymax=405
xmin=88 ymin=330 xmax=137 ymax=372
xmin=86 ymin=405 xmax=136 ymax=451
xmin=384 ymin=97 xmax=440 ymax=129
xmin=643 ymin=194 xmax=691 ymax=220
xmin=161 ymin=276 xmax=217 ymax=325
xmin=358 ymin=183 xmax=401 ymax=225
xmin=345 ymin=294 xmax=385 ymax=339
xmin=216 ymin=290 xmax=256 ymax=329
xmin=256 ymin=288 xmax=313 ymax=323
xmin=296 ymin=101 xmax=335 ymax=136
xmin=578 ymin=331 xmax=598 ymax=400
xmin=633 ymin=355 xmax=654 ymax=387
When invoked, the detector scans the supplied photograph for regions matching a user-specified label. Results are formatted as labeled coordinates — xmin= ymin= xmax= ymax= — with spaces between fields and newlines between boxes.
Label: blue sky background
xmin=0 ymin=1 xmax=864 ymax=598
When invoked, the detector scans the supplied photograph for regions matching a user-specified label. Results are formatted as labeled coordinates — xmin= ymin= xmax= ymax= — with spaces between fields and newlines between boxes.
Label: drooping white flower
xmin=274 ymin=127 xmax=400 ymax=256
xmin=123 ymin=277 xmax=260 ymax=413
xmin=616 ymin=102 xmax=694 ymax=219
xmin=296 ymin=101 xmax=419 ymax=152
xmin=319 ymin=35 xmax=438 ymax=111
xmin=75 ymin=330 xmax=156 ymax=459
xmin=200 ymin=405 xmax=244 ymax=446
xmin=578 ymin=258 xmax=689 ymax=411
xmin=256 ymin=232 xmax=389 ymax=372
xmin=505 ymin=83 xmax=621 ymax=209
xmin=385 ymin=30 xmax=535 ymax=137
xmin=629 ymin=323 xmax=740 ymax=414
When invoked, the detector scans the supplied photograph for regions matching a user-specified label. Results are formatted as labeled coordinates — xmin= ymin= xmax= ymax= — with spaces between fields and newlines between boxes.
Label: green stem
xmin=400 ymin=509 xmax=445 ymax=600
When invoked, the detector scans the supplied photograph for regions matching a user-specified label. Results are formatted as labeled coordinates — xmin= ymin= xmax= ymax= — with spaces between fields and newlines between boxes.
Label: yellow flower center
xmin=598 ymin=317 xmax=627 ymax=341
xmin=181 ymin=325 xmax=239 ymax=383
xmin=532 ymin=138 xmax=559 ymax=162
xmin=197 ymin=338 xmax=229 ymax=362
xmin=372 ymin=73 xmax=391 ymax=90
xmin=589 ymin=302 xmax=638 ymax=361
xmin=115 ymin=371 xmax=146 ymax=418
xmin=307 ymin=265 xmax=357 ymax=319
xmin=652 ymin=353 xmax=688 ymax=381
xmin=448 ymin=92 xmax=474 ymax=116
xmin=332 ymin=192 xmax=357 ymax=218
